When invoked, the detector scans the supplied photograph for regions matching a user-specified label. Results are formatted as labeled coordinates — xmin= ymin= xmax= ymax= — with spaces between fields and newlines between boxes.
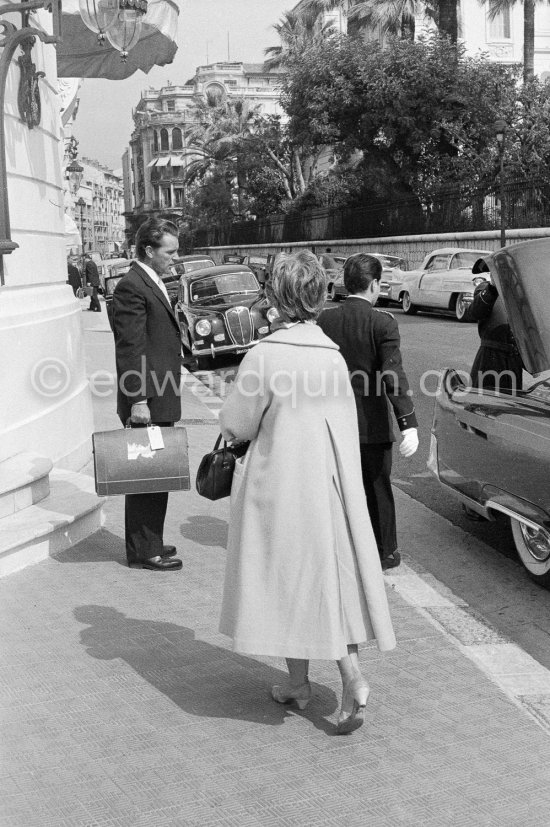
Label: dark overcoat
xmin=318 ymin=298 xmax=416 ymax=443
xmin=112 ymin=262 xmax=182 ymax=423
xmin=467 ymin=281 xmax=523 ymax=391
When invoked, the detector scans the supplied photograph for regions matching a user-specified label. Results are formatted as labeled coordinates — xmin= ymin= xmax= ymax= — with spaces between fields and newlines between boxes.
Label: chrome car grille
xmin=225 ymin=306 xmax=253 ymax=345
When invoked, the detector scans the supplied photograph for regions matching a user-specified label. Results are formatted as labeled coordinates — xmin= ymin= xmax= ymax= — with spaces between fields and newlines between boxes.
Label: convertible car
xmin=392 ymin=247 xmax=489 ymax=320
xmin=175 ymin=264 xmax=277 ymax=368
xmin=428 ymin=238 xmax=550 ymax=586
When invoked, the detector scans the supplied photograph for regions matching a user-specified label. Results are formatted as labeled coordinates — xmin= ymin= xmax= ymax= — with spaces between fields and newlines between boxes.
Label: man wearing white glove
xmin=319 ymin=254 xmax=418 ymax=570
xmin=399 ymin=427 xmax=419 ymax=458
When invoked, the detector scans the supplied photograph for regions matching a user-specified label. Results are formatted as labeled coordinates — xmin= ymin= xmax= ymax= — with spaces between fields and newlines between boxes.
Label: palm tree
xmin=264 ymin=8 xmax=337 ymax=70
xmin=486 ymin=0 xmax=537 ymax=83
xmin=303 ymin=0 xmax=455 ymax=43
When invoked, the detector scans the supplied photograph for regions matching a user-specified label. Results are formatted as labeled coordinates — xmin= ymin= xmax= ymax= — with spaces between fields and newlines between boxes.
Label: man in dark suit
xmin=318 ymin=253 xmax=418 ymax=570
xmin=112 ymin=218 xmax=183 ymax=571
xmin=84 ymin=255 xmax=102 ymax=312
xmin=67 ymin=256 xmax=81 ymax=296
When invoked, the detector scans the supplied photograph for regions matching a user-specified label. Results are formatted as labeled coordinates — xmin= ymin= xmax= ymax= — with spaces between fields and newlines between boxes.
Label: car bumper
xmin=192 ymin=341 xmax=260 ymax=358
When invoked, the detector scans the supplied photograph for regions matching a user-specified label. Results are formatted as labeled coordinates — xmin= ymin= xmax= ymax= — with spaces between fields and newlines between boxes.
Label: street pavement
xmin=2 ymin=301 xmax=550 ymax=827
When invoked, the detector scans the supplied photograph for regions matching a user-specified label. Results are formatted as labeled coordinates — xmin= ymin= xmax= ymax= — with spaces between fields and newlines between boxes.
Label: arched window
xmin=153 ymin=131 xmax=158 ymax=152
xmin=172 ymin=127 xmax=183 ymax=150
xmin=160 ymin=128 xmax=169 ymax=151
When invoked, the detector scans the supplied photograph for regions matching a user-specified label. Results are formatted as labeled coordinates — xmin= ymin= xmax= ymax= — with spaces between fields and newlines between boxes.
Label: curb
xmin=386 ymin=532 xmax=550 ymax=736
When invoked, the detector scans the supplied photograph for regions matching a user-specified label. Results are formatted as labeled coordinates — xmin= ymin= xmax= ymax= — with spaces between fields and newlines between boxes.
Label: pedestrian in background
xmin=67 ymin=255 xmax=81 ymax=296
xmin=112 ymin=218 xmax=182 ymax=571
xmin=467 ymin=257 xmax=523 ymax=392
xmin=218 ymin=250 xmax=396 ymax=735
xmin=318 ymin=253 xmax=418 ymax=571
xmin=84 ymin=254 xmax=102 ymax=312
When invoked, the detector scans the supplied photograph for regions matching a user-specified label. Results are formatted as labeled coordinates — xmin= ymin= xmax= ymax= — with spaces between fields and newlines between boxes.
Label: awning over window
xmin=155 ymin=157 xmax=171 ymax=167
xmin=57 ymin=0 xmax=179 ymax=80
xmin=147 ymin=159 xmax=158 ymax=168
xmin=170 ymin=157 xmax=185 ymax=166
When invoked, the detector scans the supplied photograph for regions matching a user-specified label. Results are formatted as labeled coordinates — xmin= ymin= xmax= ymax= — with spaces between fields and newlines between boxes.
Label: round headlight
xmin=195 ymin=319 xmax=212 ymax=336
xmin=472 ymin=276 xmax=490 ymax=288
xmin=266 ymin=307 xmax=279 ymax=323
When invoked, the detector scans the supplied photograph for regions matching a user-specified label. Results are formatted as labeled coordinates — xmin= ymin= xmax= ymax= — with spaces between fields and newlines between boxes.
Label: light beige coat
xmin=219 ymin=323 xmax=396 ymax=659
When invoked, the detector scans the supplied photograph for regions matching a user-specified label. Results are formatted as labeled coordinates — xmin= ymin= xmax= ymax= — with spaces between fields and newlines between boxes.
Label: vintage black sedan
xmin=175 ymin=264 xmax=277 ymax=369
xmin=428 ymin=238 xmax=550 ymax=586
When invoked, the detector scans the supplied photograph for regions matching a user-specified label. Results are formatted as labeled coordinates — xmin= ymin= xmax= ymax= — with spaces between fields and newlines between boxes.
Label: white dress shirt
xmin=138 ymin=260 xmax=171 ymax=305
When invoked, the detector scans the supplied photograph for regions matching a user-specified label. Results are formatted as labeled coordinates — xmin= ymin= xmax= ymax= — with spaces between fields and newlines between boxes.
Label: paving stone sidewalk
xmin=2 ymin=317 xmax=550 ymax=826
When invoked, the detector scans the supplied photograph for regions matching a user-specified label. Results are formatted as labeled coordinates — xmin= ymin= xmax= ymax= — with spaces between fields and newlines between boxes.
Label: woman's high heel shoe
xmin=271 ymin=681 xmax=312 ymax=710
xmin=336 ymin=678 xmax=369 ymax=734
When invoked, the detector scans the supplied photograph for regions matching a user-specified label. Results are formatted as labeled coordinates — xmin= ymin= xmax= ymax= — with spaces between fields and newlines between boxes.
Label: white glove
xmin=399 ymin=427 xmax=418 ymax=458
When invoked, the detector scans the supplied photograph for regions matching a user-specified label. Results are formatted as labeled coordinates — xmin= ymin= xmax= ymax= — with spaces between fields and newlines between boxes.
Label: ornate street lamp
xmin=66 ymin=159 xmax=84 ymax=195
xmin=494 ymin=119 xmax=507 ymax=248
xmin=76 ymin=196 xmax=86 ymax=260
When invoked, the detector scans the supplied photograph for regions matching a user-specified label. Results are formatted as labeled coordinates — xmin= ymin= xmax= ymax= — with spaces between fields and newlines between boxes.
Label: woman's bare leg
xmin=271 ymin=658 xmax=311 ymax=709
xmin=336 ymin=645 xmax=369 ymax=734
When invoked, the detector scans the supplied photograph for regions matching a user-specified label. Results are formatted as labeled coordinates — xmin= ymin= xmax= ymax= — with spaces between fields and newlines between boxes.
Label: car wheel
xmin=510 ymin=517 xmax=550 ymax=587
xmin=331 ymin=285 xmax=341 ymax=303
xmin=455 ymin=293 xmax=469 ymax=322
xmin=401 ymin=292 xmax=417 ymax=315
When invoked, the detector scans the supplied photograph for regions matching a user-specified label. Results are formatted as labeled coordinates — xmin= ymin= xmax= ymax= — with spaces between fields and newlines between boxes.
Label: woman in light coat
xmin=219 ymin=250 xmax=396 ymax=734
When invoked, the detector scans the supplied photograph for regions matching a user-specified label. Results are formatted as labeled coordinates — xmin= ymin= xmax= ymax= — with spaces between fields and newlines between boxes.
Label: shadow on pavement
xmin=51 ymin=529 xmax=127 ymax=566
xmin=178 ymin=515 xmax=228 ymax=548
xmin=74 ymin=604 xmax=339 ymax=734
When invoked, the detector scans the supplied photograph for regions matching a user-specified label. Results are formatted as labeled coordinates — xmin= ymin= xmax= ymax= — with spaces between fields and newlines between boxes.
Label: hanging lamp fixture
xmin=78 ymin=0 xmax=148 ymax=59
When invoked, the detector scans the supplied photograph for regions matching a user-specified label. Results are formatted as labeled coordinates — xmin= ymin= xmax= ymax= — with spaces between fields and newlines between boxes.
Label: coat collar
xmin=131 ymin=261 xmax=177 ymax=321
xmin=263 ymin=321 xmax=340 ymax=350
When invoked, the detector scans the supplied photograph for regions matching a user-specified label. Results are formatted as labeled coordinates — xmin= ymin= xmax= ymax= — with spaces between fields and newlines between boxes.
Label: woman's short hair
xmin=135 ymin=218 xmax=178 ymax=260
xmin=344 ymin=254 xmax=382 ymax=295
xmin=267 ymin=250 xmax=327 ymax=321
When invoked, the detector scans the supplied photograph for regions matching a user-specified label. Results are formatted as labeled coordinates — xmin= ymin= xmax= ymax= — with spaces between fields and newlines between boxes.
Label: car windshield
xmin=190 ymin=271 xmax=259 ymax=303
xmin=451 ymin=252 xmax=485 ymax=269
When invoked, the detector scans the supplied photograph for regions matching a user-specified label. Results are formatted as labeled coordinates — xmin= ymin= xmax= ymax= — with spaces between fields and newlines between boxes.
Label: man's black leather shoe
xmin=129 ymin=557 xmax=182 ymax=571
xmin=381 ymin=551 xmax=401 ymax=571
xmin=162 ymin=545 xmax=177 ymax=557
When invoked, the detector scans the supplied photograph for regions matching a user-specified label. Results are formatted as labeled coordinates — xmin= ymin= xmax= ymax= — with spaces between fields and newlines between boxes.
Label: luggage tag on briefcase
xmin=147 ymin=425 xmax=165 ymax=450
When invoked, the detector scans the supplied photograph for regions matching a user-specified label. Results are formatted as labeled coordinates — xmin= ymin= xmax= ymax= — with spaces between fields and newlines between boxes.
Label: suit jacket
xmin=112 ymin=262 xmax=182 ymax=423
xmin=84 ymin=259 xmax=100 ymax=287
xmin=318 ymin=297 xmax=417 ymax=443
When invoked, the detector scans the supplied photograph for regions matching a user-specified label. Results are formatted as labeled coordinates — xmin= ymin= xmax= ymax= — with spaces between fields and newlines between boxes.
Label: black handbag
xmin=196 ymin=434 xmax=248 ymax=500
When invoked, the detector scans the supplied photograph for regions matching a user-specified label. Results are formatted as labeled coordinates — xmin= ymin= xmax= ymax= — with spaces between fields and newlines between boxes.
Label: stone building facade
xmin=294 ymin=0 xmax=550 ymax=76
xmin=124 ymin=61 xmax=284 ymax=235
xmin=67 ymin=158 xmax=125 ymax=257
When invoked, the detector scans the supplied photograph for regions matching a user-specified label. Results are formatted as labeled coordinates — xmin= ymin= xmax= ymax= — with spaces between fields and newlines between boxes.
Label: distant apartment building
xmin=124 ymin=61 xmax=284 ymax=233
xmin=294 ymin=0 xmax=550 ymax=76
xmin=68 ymin=157 xmax=125 ymax=256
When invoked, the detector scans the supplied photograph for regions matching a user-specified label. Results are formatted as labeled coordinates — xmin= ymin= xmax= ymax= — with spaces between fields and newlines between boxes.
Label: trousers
xmin=123 ymin=421 xmax=173 ymax=563
xmin=359 ymin=442 xmax=397 ymax=558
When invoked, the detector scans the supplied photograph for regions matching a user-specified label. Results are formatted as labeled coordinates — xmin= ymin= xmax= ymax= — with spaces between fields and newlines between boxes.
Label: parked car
xmin=171 ymin=254 xmax=216 ymax=276
xmin=97 ymin=257 xmax=131 ymax=294
xmin=221 ymin=254 xmax=270 ymax=286
xmin=104 ymin=266 xmax=130 ymax=329
xmin=391 ymin=247 xmax=489 ymax=320
xmin=104 ymin=263 xmax=179 ymax=329
xmin=175 ymin=264 xmax=278 ymax=369
xmin=330 ymin=253 xmax=407 ymax=305
xmin=427 ymin=238 xmax=550 ymax=586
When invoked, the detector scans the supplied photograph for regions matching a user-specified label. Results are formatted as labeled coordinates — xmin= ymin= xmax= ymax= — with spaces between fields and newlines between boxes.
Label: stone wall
xmin=196 ymin=227 xmax=550 ymax=271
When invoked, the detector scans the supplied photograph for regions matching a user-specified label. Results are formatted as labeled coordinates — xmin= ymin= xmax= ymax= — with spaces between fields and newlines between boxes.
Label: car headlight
xmin=266 ymin=307 xmax=279 ymax=323
xmin=195 ymin=319 xmax=212 ymax=336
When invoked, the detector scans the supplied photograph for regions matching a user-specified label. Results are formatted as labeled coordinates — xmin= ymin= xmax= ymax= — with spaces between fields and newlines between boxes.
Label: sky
xmin=72 ymin=0 xmax=292 ymax=169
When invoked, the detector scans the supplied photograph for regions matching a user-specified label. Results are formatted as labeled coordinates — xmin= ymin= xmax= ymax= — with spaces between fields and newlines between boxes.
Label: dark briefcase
xmin=92 ymin=426 xmax=190 ymax=496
